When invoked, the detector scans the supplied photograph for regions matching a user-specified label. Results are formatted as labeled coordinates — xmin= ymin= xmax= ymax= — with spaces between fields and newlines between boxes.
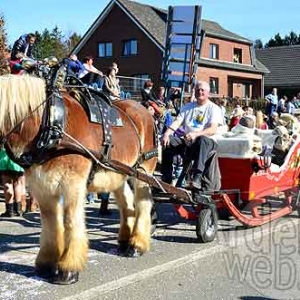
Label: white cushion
xmin=255 ymin=129 xmax=276 ymax=148
xmin=215 ymin=135 xmax=256 ymax=158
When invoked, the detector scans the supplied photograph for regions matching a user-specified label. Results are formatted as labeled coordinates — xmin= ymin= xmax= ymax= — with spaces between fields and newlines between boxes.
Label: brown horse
xmin=0 ymin=74 xmax=157 ymax=284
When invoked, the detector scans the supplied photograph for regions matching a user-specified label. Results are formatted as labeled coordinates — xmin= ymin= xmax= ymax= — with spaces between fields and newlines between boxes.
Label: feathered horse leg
xmin=114 ymin=181 xmax=135 ymax=254
xmin=35 ymin=196 xmax=65 ymax=279
xmin=52 ymin=178 xmax=89 ymax=285
xmin=127 ymin=178 xmax=152 ymax=257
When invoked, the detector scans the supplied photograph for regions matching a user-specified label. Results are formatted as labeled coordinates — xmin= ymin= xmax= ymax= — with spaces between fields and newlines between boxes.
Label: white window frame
xmin=209 ymin=43 xmax=219 ymax=59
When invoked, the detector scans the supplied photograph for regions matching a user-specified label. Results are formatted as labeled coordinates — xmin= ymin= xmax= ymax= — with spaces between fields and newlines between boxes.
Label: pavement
xmin=1 ymin=192 xmax=300 ymax=300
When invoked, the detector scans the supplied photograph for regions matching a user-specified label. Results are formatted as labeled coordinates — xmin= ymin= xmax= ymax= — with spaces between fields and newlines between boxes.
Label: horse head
xmin=0 ymin=74 xmax=46 ymax=158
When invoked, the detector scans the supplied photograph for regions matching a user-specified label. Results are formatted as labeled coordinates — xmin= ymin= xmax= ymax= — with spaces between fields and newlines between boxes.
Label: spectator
xmin=10 ymin=33 xmax=36 ymax=74
xmin=267 ymin=111 xmax=279 ymax=129
xmin=0 ymin=147 xmax=26 ymax=218
xmin=25 ymin=192 xmax=39 ymax=213
xmin=86 ymin=192 xmax=95 ymax=204
xmin=66 ymin=53 xmax=84 ymax=76
xmin=78 ymin=56 xmax=103 ymax=88
xmin=168 ymin=87 xmax=182 ymax=114
xmin=286 ymin=98 xmax=295 ymax=115
xmin=140 ymin=80 xmax=165 ymax=117
xmin=99 ymin=192 xmax=110 ymax=216
xmin=111 ymin=62 xmax=119 ymax=75
xmin=295 ymin=93 xmax=300 ymax=108
xmin=216 ymin=98 xmax=227 ymax=125
xmin=242 ymin=106 xmax=254 ymax=116
xmin=265 ymin=88 xmax=278 ymax=116
xmin=85 ymin=192 xmax=110 ymax=216
xmin=255 ymin=110 xmax=268 ymax=130
xmin=277 ymin=95 xmax=287 ymax=115
xmin=229 ymin=106 xmax=244 ymax=131
xmin=157 ymin=86 xmax=166 ymax=103
xmin=141 ymin=79 xmax=158 ymax=103
xmin=102 ymin=66 xmax=120 ymax=100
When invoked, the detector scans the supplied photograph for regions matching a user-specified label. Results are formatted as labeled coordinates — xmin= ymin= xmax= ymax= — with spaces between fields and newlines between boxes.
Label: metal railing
xmin=117 ymin=75 xmax=148 ymax=100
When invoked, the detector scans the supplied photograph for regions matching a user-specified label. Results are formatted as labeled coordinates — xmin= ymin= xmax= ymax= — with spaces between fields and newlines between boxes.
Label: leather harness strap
xmin=2 ymin=64 xmax=158 ymax=182
xmin=94 ymin=95 xmax=113 ymax=163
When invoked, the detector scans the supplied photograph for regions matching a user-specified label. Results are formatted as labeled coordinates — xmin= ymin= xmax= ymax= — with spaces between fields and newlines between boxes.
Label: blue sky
xmin=1 ymin=0 xmax=299 ymax=46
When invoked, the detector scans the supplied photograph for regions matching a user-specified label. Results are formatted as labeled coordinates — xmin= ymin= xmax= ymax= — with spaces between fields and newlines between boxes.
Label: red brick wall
xmin=77 ymin=5 xmax=164 ymax=85
xmin=201 ymin=36 xmax=252 ymax=65
xmin=196 ymin=66 xmax=262 ymax=98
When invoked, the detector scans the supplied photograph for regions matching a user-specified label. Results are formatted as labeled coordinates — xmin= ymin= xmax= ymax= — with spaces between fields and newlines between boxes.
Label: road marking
xmin=62 ymin=218 xmax=299 ymax=300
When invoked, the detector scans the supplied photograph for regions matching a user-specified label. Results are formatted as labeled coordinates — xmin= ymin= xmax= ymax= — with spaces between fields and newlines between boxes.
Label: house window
xmin=98 ymin=42 xmax=112 ymax=57
xmin=233 ymin=48 xmax=242 ymax=63
xmin=209 ymin=43 xmax=219 ymax=59
xmin=209 ymin=77 xmax=219 ymax=94
xmin=123 ymin=39 xmax=138 ymax=56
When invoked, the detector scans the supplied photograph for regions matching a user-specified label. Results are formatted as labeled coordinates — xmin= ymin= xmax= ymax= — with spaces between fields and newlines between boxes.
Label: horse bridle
xmin=0 ymin=95 xmax=50 ymax=150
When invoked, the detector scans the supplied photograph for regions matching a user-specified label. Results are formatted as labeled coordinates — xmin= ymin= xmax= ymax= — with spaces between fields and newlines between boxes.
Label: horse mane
xmin=0 ymin=74 xmax=46 ymax=133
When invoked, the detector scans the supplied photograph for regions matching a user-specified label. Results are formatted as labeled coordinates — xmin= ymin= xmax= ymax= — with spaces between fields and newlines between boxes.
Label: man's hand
xmin=184 ymin=131 xmax=199 ymax=142
xmin=161 ymin=133 xmax=171 ymax=148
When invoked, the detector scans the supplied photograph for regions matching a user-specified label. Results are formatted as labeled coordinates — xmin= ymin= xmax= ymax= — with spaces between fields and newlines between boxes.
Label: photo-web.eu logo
xmin=222 ymin=218 xmax=300 ymax=295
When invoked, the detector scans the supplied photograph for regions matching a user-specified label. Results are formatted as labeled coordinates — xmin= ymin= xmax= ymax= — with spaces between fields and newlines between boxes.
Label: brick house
xmin=73 ymin=0 xmax=269 ymax=98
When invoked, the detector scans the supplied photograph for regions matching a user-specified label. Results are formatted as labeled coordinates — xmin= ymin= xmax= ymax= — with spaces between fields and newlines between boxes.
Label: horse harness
xmin=3 ymin=63 xmax=158 ymax=183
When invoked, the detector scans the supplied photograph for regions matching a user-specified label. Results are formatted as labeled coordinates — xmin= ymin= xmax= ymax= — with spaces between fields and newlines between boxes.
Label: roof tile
xmin=117 ymin=0 xmax=252 ymax=46
xmin=256 ymin=45 xmax=300 ymax=87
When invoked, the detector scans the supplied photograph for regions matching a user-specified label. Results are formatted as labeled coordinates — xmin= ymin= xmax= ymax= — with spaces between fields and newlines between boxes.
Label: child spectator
xmin=229 ymin=106 xmax=244 ymax=130
xmin=255 ymin=110 xmax=269 ymax=130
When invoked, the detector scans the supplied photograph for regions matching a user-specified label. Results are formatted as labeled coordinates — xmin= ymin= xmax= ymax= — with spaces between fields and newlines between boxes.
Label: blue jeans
xmin=98 ymin=192 xmax=110 ymax=201
xmin=86 ymin=193 xmax=95 ymax=203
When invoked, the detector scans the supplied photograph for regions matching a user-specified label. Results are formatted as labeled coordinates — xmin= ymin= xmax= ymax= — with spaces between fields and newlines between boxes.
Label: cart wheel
xmin=196 ymin=207 xmax=218 ymax=243
xmin=151 ymin=204 xmax=158 ymax=236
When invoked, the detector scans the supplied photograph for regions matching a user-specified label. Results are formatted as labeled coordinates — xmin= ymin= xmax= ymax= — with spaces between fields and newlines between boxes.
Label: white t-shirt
xmin=176 ymin=100 xmax=223 ymax=134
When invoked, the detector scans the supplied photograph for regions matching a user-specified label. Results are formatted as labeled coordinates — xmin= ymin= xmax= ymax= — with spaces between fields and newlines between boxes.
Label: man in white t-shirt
xmin=161 ymin=80 xmax=222 ymax=190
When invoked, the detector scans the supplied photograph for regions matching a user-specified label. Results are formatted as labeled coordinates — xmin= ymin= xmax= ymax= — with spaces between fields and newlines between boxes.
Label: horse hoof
xmin=118 ymin=241 xmax=129 ymax=255
xmin=125 ymin=245 xmax=143 ymax=258
xmin=35 ymin=265 xmax=57 ymax=279
xmin=52 ymin=269 xmax=79 ymax=285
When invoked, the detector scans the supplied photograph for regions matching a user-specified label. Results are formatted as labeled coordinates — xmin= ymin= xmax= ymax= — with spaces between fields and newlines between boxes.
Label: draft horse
xmin=0 ymin=74 xmax=157 ymax=284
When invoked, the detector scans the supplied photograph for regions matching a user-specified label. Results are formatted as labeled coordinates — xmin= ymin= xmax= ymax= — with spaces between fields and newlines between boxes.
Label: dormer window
xmin=233 ymin=48 xmax=242 ymax=63
xmin=209 ymin=43 xmax=219 ymax=59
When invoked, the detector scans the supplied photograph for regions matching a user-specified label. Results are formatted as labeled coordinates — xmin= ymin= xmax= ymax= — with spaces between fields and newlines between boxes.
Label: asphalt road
xmin=1 ymin=198 xmax=300 ymax=300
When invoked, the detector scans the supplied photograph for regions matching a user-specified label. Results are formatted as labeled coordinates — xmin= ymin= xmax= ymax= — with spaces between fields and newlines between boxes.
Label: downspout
xmin=261 ymin=75 xmax=264 ymax=98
